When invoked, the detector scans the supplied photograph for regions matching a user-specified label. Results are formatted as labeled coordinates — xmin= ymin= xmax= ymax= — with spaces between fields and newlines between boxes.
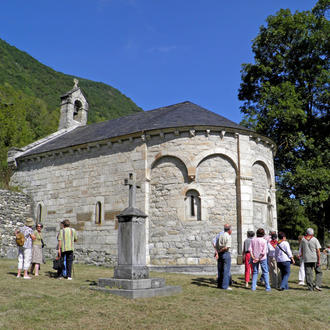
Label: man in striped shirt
xmin=58 ymin=220 xmax=77 ymax=280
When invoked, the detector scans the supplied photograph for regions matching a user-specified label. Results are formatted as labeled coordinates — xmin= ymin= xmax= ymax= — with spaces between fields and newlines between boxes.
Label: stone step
xmin=149 ymin=264 xmax=244 ymax=275
xmin=98 ymin=277 xmax=165 ymax=290
xmin=92 ymin=285 xmax=182 ymax=299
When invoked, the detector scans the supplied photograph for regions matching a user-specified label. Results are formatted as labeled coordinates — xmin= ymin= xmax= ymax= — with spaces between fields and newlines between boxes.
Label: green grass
xmin=0 ymin=259 xmax=329 ymax=329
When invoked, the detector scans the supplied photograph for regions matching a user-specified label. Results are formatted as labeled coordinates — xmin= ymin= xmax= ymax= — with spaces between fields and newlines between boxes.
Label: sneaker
xmin=226 ymin=287 xmax=232 ymax=291
xmin=266 ymin=288 xmax=271 ymax=292
xmin=67 ymin=277 xmax=72 ymax=280
xmin=16 ymin=275 xmax=21 ymax=278
xmin=315 ymin=286 xmax=322 ymax=291
xmin=298 ymin=281 xmax=305 ymax=285
xmin=23 ymin=276 xmax=32 ymax=280
xmin=245 ymin=282 xmax=249 ymax=288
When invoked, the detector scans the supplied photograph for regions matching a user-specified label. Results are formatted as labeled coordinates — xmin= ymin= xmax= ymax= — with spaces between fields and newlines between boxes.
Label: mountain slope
xmin=0 ymin=38 xmax=142 ymax=124
xmin=0 ymin=38 xmax=142 ymax=188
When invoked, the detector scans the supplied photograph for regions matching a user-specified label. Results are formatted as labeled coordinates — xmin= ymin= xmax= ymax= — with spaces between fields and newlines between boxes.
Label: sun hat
xmin=25 ymin=218 xmax=35 ymax=227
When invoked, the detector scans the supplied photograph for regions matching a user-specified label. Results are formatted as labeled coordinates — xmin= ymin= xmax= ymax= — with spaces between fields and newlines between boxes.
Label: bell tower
xmin=58 ymin=79 xmax=89 ymax=130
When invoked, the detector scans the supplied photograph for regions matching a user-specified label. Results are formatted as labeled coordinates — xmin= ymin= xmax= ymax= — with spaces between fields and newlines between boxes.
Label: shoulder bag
xmin=277 ymin=242 xmax=293 ymax=263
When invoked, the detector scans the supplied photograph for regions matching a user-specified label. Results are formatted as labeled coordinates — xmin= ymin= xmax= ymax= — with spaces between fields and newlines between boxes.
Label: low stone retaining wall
xmin=0 ymin=190 xmax=112 ymax=266
xmin=0 ymin=189 xmax=34 ymax=259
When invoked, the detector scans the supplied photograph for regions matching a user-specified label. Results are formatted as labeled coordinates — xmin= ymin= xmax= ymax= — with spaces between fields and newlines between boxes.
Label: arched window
xmin=36 ymin=204 xmax=42 ymax=224
xmin=185 ymin=189 xmax=201 ymax=220
xmin=73 ymin=100 xmax=83 ymax=122
xmin=95 ymin=201 xmax=102 ymax=224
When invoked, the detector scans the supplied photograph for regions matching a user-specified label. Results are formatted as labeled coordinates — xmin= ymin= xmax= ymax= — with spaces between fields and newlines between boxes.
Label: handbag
xmin=53 ymin=258 xmax=64 ymax=270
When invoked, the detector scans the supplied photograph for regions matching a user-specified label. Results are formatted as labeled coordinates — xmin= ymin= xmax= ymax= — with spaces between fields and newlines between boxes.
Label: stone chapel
xmin=8 ymin=81 xmax=277 ymax=272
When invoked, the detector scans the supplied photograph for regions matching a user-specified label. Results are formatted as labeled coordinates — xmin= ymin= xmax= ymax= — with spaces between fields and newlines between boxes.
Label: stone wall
xmin=0 ymin=190 xmax=34 ymax=259
xmin=148 ymin=132 xmax=238 ymax=265
xmin=10 ymin=138 xmax=147 ymax=266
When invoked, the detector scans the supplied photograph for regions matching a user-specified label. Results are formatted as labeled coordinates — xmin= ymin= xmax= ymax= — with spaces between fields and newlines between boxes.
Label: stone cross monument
xmin=93 ymin=173 xmax=181 ymax=298
xmin=114 ymin=173 xmax=149 ymax=279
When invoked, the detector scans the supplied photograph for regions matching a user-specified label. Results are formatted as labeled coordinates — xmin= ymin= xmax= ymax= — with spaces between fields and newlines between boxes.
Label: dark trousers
xmin=217 ymin=251 xmax=231 ymax=289
xmin=62 ymin=251 xmax=74 ymax=278
xmin=304 ymin=262 xmax=322 ymax=290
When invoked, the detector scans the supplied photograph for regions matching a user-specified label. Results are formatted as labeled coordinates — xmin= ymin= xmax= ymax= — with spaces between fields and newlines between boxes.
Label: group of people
xmin=14 ymin=217 xmax=326 ymax=289
xmin=14 ymin=217 xmax=77 ymax=280
xmin=213 ymin=225 xmax=324 ymax=292
xmin=15 ymin=218 xmax=44 ymax=279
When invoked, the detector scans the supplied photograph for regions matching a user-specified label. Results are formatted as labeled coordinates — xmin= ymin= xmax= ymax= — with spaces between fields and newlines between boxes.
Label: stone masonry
xmin=8 ymin=129 xmax=276 ymax=269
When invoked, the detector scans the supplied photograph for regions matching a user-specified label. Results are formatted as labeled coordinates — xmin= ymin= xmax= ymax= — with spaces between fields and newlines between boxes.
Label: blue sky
xmin=0 ymin=0 xmax=317 ymax=123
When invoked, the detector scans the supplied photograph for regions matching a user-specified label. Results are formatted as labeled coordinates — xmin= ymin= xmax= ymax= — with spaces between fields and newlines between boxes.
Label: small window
xmin=267 ymin=197 xmax=273 ymax=226
xmin=185 ymin=189 xmax=201 ymax=220
xmin=95 ymin=201 xmax=102 ymax=224
xmin=36 ymin=204 xmax=42 ymax=224
xmin=190 ymin=196 xmax=195 ymax=216
xmin=73 ymin=100 xmax=83 ymax=122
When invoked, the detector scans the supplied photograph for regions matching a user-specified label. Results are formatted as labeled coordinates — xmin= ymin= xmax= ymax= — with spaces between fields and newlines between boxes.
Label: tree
xmin=238 ymin=0 xmax=330 ymax=243
xmin=0 ymin=83 xmax=58 ymax=188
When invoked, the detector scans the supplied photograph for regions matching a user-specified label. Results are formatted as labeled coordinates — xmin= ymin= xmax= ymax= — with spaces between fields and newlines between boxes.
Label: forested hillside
xmin=0 ymin=38 xmax=142 ymax=187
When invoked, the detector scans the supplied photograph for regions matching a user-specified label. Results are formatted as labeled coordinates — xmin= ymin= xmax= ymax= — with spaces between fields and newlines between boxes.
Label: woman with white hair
xmin=300 ymin=228 xmax=322 ymax=291
xmin=15 ymin=218 xmax=36 ymax=279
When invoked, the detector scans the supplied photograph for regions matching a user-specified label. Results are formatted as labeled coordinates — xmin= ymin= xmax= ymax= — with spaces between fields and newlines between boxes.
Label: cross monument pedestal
xmin=92 ymin=173 xmax=181 ymax=298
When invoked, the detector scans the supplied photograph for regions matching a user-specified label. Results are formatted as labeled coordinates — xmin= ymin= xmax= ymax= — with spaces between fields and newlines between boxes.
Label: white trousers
xmin=299 ymin=259 xmax=305 ymax=282
xmin=18 ymin=247 xmax=32 ymax=270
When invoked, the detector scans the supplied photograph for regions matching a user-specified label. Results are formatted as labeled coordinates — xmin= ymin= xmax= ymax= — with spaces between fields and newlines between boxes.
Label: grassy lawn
xmin=0 ymin=258 xmax=329 ymax=330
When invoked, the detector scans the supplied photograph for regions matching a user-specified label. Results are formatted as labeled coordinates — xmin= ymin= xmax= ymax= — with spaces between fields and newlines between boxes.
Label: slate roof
xmin=21 ymin=101 xmax=251 ymax=158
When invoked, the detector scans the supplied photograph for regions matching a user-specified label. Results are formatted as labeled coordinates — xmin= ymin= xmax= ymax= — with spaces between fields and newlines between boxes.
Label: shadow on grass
xmin=44 ymin=271 xmax=60 ymax=278
xmin=85 ymin=279 xmax=98 ymax=286
xmin=7 ymin=272 xmax=17 ymax=277
xmin=191 ymin=277 xmax=217 ymax=287
xmin=191 ymin=277 xmax=243 ymax=289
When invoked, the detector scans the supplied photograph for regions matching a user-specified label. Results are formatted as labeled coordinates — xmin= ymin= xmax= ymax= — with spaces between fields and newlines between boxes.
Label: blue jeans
xmin=217 ymin=252 xmax=231 ymax=289
xmin=62 ymin=254 xmax=67 ymax=277
xmin=277 ymin=261 xmax=291 ymax=290
xmin=251 ymin=258 xmax=271 ymax=291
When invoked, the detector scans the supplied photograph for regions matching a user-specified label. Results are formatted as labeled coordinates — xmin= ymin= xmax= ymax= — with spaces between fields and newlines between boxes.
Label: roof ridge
xmin=84 ymin=101 xmax=196 ymax=129
xmin=16 ymin=101 xmax=254 ymax=158
xmin=145 ymin=100 xmax=193 ymax=112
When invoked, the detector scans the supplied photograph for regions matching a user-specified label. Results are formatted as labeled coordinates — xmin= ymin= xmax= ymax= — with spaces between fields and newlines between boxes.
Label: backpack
xmin=16 ymin=232 xmax=25 ymax=246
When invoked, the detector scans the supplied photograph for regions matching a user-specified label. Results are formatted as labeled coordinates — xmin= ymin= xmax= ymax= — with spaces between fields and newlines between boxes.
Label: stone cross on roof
xmin=124 ymin=173 xmax=140 ymax=208
xmin=73 ymin=78 xmax=79 ymax=88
